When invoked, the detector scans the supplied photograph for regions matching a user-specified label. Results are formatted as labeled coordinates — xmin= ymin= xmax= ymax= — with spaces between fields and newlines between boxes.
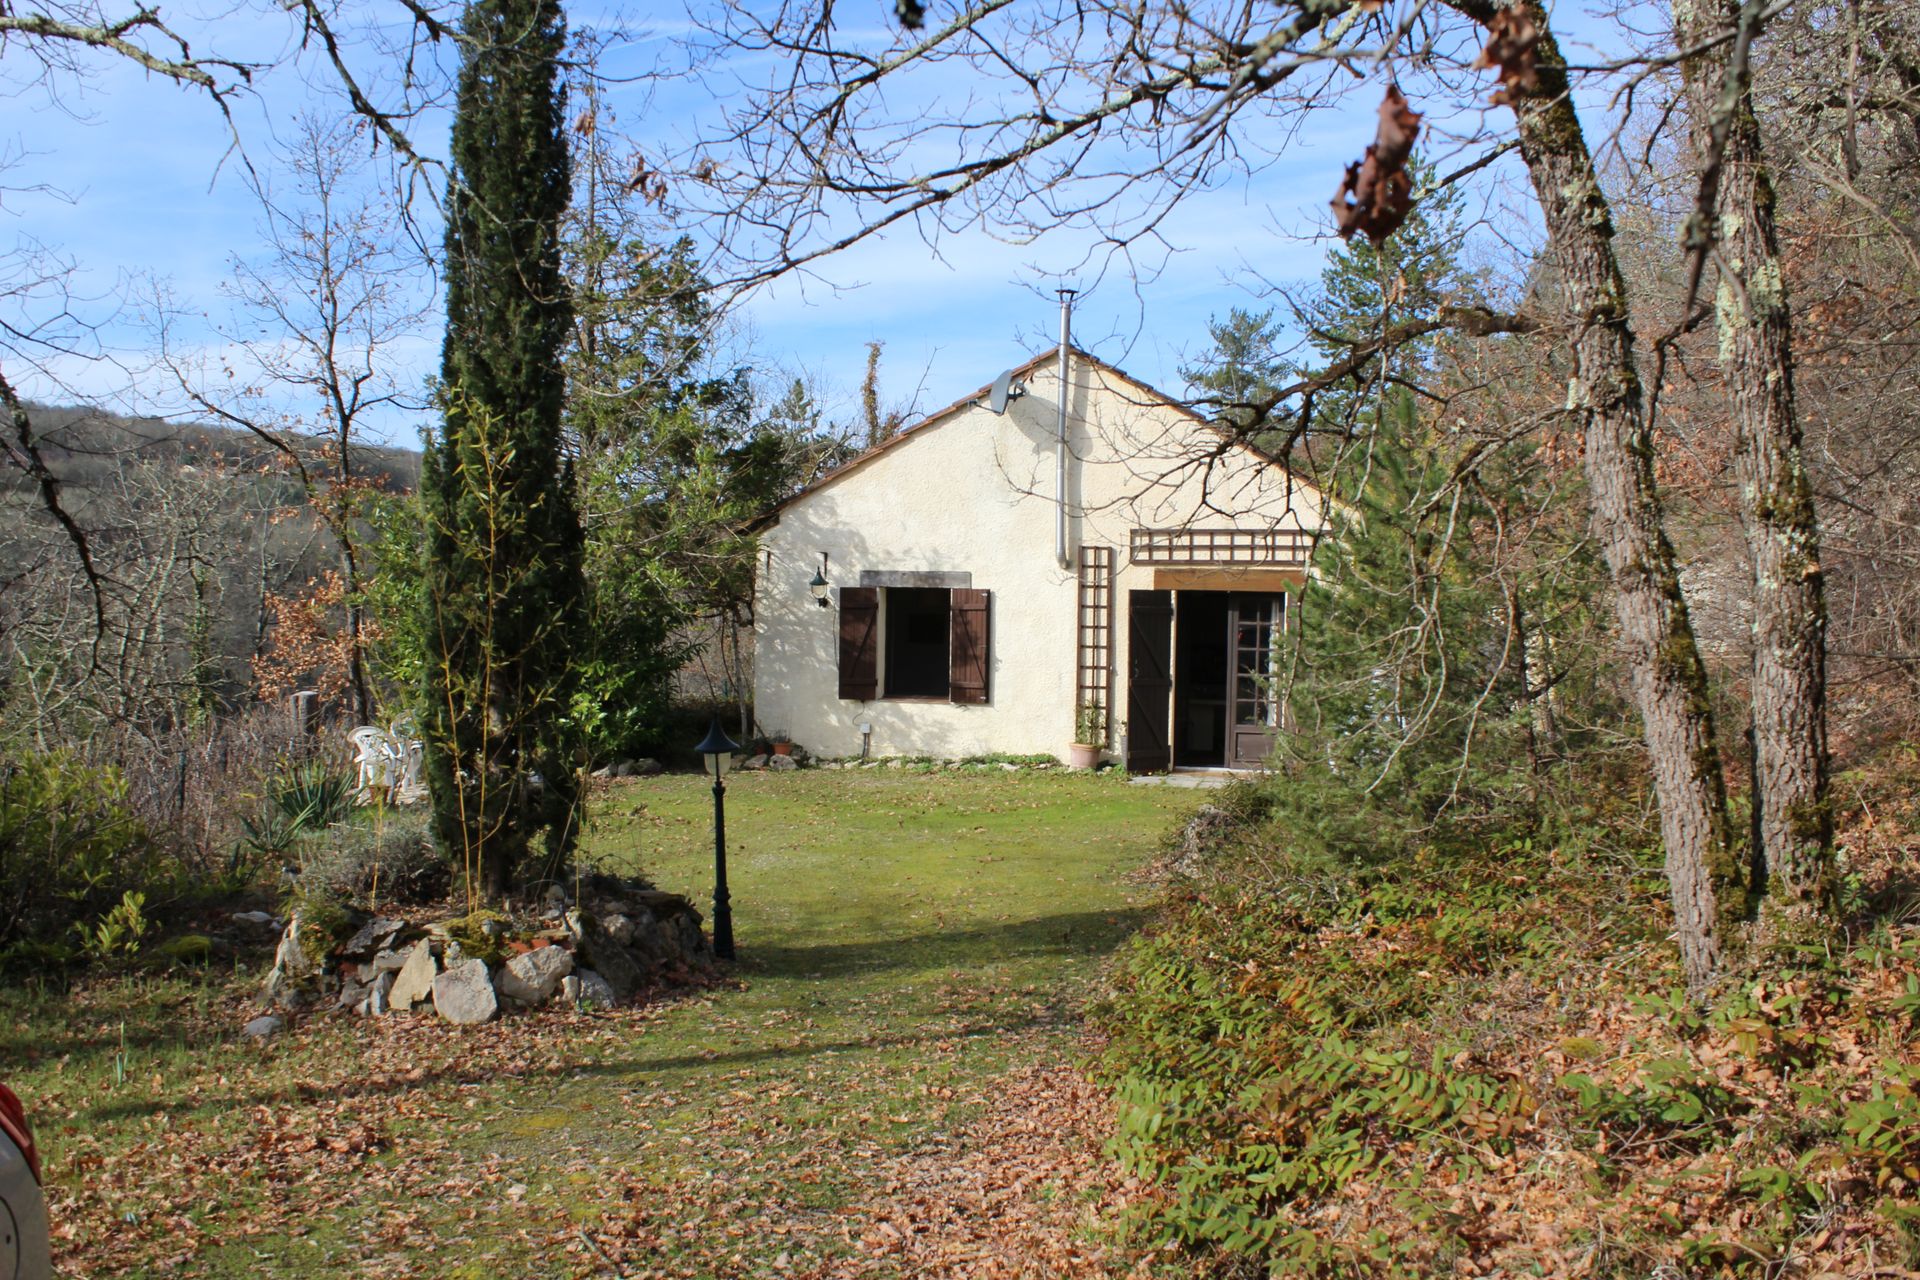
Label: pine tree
xmin=1181 ymin=306 xmax=1290 ymax=429
xmin=1272 ymin=163 xmax=1603 ymax=861
xmin=1277 ymin=393 xmax=1516 ymax=861
xmin=1307 ymin=158 xmax=1471 ymax=436
xmin=421 ymin=0 xmax=585 ymax=902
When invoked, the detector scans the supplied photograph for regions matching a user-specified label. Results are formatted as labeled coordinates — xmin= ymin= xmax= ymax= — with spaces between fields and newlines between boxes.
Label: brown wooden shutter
xmin=837 ymin=587 xmax=879 ymax=700
xmin=1125 ymin=590 xmax=1173 ymax=773
xmin=948 ymin=588 xmax=990 ymax=705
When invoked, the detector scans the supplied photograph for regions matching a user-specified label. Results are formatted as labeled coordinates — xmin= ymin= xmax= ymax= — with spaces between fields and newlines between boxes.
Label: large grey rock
xmin=339 ymin=915 xmax=405 ymax=960
xmin=338 ymin=972 xmax=371 ymax=1011
xmin=369 ymin=947 xmax=411 ymax=975
xmin=388 ymin=940 xmax=438 ymax=1013
xmin=242 ymin=1014 xmax=284 ymax=1039
xmin=271 ymin=912 xmax=320 ymax=977
xmin=432 ymin=958 xmax=498 ymax=1025
xmin=766 ymin=754 xmax=799 ymax=772
xmin=573 ymin=969 xmax=617 ymax=1008
xmin=496 ymin=945 xmax=574 ymax=1006
xmin=566 ymin=909 xmax=647 ymax=1001
xmin=601 ymin=913 xmax=637 ymax=946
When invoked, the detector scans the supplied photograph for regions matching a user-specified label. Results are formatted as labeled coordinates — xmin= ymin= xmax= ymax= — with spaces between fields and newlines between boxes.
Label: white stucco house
xmin=750 ymin=344 xmax=1326 ymax=773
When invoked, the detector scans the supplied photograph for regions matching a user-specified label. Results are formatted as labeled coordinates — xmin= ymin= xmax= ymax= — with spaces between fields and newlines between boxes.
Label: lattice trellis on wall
xmin=1075 ymin=546 xmax=1114 ymax=746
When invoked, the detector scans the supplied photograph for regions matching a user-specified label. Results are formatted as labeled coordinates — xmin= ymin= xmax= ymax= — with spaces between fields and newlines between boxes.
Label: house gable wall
xmin=753 ymin=355 xmax=1323 ymax=760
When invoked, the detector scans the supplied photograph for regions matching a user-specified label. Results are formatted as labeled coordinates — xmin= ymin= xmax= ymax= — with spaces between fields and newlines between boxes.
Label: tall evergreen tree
xmin=1274 ymin=164 xmax=1603 ymax=860
xmin=1181 ymin=307 xmax=1290 ymax=429
xmin=420 ymin=0 xmax=585 ymax=902
xmin=1306 ymin=158 xmax=1470 ymax=435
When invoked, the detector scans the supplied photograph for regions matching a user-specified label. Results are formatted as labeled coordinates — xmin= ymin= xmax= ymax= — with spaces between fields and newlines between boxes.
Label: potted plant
xmin=769 ymin=731 xmax=793 ymax=757
xmin=1068 ymin=706 xmax=1105 ymax=770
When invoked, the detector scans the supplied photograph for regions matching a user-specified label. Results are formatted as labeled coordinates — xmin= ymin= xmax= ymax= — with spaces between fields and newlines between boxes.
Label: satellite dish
xmin=987 ymin=369 xmax=1026 ymax=414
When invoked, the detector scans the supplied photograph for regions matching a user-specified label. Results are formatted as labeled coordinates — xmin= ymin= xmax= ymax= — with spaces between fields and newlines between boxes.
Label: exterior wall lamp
xmin=808 ymin=553 xmax=831 ymax=608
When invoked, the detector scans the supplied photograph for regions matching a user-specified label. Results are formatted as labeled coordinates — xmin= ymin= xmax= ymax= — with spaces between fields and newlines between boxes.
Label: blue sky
xmin=4 ymin=0 xmax=1640 ymax=444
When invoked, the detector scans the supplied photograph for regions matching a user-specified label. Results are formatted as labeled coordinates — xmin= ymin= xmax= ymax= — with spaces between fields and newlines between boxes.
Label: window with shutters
xmin=837 ymin=583 xmax=990 ymax=705
xmin=884 ymin=588 xmax=951 ymax=697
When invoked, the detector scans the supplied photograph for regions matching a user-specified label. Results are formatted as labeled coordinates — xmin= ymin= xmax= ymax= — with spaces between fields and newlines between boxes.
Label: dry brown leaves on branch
xmin=253 ymin=571 xmax=373 ymax=703
xmin=1474 ymin=7 xmax=1541 ymax=107
xmin=1331 ymin=86 xmax=1423 ymax=245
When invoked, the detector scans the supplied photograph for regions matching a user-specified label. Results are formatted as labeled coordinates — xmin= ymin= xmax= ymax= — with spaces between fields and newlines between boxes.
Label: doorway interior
xmin=1171 ymin=591 xmax=1284 ymax=770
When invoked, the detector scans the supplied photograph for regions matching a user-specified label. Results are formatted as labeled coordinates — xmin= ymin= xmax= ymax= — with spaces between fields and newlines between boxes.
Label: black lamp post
xmin=694 ymin=717 xmax=741 ymax=960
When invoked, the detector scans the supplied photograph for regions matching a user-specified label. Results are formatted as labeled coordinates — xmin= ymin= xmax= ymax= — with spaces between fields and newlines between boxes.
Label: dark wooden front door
xmin=1226 ymin=594 xmax=1283 ymax=769
xmin=1126 ymin=590 xmax=1173 ymax=774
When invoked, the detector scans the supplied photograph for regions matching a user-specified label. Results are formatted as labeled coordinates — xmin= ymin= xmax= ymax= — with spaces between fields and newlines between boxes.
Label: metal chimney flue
xmin=1056 ymin=288 xmax=1076 ymax=570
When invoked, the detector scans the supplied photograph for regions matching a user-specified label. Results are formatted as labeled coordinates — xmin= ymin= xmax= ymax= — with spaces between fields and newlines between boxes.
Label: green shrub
xmin=241 ymin=762 xmax=356 ymax=861
xmin=300 ymin=808 xmax=442 ymax=904
xmin=0 ymin=749 xmax=171 ymax=971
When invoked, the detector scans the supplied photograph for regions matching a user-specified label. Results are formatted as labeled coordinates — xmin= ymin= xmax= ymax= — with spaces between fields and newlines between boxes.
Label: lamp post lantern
xmin=808 ymin=552 xmax=831 ymax=609
xmin=694 ymin=717 xmax=741 ymax=960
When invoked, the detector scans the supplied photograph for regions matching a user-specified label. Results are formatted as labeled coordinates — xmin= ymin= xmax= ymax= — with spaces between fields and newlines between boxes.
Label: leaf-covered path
xmin=19 ymin=768 xmax=1193 ymax=1278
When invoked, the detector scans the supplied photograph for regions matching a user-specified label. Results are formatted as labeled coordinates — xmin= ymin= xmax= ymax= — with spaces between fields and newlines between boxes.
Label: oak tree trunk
xmin=1678 ymin=0 xmax=1834 ymax=919
xmin=1454 ymin=0 xmax=1749 ymax=986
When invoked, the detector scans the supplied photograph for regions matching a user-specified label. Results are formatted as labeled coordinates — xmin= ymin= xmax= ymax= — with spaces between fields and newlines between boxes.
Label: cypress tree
xmin=421 ymin=0 xmax=585 ymax=902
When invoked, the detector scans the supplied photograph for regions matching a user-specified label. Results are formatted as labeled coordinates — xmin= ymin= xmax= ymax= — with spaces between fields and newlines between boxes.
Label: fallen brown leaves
xmin=841 ymin=1060 xmax=1153 ymax=1279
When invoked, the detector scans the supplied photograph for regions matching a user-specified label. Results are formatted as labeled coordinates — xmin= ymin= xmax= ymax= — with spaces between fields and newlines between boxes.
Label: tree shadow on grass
xmin=736 ymin=907 xmax=1151 ymax=980
xmin=80 ymin=1005 xmax=1065 ymax=1125
xmin=65 ymin=908 xmax=1152 ymax=1126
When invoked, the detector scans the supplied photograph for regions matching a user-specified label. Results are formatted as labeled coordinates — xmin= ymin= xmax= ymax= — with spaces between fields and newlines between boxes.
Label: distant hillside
xmin=23 ymin=403 xmax=422 ymax=497
xmin=2 ymin=404 xmax=424 ymax=730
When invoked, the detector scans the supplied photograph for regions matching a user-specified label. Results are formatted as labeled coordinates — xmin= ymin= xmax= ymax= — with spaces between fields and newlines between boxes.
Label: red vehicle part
xmin=0 ymin=1086 xmax=39 ymax=1183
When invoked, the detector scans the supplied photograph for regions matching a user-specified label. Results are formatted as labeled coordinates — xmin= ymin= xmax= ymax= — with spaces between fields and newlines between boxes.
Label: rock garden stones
xmin=259 ymin=911 xmax=325 ymax=1008
xmin=565 ymin=909 xmax=648 ymax=1001
xmin=602 ymin=913 xmax=637 ymax=946
xmin=387 ymin=940 xmax=439 ymax=1012
xmin=572 ymin=970 xmax=617 ymax=1008
xmin=339 ymin=915 xmax=407 ymax=960
xmin=242 ymin=1014 xmax=284 ymax=1039
xmin=590 ymin=758 xmax=664 ymax=779
xmin=432 ymin=957 xmax=498 ymax=1025
xmin=246 ymin=871 xmax=715 ymax=1034
xmin=496 ymin=944 xmax=573 ymax=1007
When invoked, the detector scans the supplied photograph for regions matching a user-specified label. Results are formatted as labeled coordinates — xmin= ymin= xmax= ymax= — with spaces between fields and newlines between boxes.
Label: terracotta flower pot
xmin=771 ymin=741 xmax=793 ymax=757
xmin=1068 ymin=743 xmax=1101 ymax=770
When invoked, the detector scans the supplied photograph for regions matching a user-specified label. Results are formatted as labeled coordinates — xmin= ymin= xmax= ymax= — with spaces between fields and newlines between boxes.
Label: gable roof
xmin=751 ymin=345 xmax=1295 ymax=530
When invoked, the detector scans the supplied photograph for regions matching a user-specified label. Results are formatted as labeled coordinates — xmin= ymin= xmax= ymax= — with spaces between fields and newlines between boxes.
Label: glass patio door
xmin=1227 ymin=594 xmax=1283 ymax=769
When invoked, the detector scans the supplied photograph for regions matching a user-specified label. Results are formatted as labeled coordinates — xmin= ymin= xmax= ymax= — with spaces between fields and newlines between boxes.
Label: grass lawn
xmin=4 ymin=767 xmax=1197 ymax=1278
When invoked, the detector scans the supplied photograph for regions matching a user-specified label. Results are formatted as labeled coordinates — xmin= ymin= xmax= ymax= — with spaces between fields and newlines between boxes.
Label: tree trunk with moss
xmin=1678 ymin=0 xmax=1834 ymax=922
xmin=1453 ymin=0 xmax=1748 ymax=986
